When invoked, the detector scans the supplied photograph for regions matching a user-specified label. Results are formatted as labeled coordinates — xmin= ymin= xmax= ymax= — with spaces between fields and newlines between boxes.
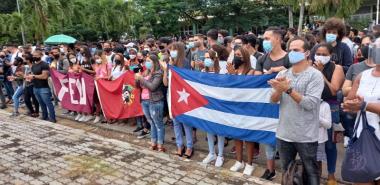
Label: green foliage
xmin=348 ymin=17 xmax=372 ymax=31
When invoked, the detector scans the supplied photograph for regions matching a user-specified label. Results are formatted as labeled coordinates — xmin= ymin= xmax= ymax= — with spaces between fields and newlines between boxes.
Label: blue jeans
xmin=33 ymin=87 xmax=56 ymax=121
xmin=3 ymin=79 xmax=14 ymax=99
xmin=207 ymin=133 xmax=225 ymax=157
xmin=148 ymin=100 xmax=165 ymax=145
xmin=277 ymin=139 xmax=319 ymax=185
xmin=173 ymin=119 xmax=193 ymax=149
xmin=12 ymin=85 xmax=24 ymax=113
xmin=325 ymin=102 xmax=340 ymax=174
xmin=265 ymin=144 xmax=276 ymax=160
xmin=341 ymin=112 xmax=355 ymax=138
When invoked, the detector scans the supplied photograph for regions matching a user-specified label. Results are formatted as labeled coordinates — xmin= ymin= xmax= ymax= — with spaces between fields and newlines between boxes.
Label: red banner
xmin=50 ymin=70 xmax=95 ymax=113
xmin=95 ymin=71 xmax=143 ymax=119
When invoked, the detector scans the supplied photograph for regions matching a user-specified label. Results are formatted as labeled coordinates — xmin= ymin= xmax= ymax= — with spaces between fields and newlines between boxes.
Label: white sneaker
xmin=93 ymin=116 xmax=101 ymax=124
xmin=215 ymin=156 xmax=224 ymax=167
xmin=78 ymin=115 xmax=86 ymax=122
xmin=202 ymin=153 xmax=216 ymax=164
xmin=230 ymin=161 xmax=245 ymax=172
xmin=344 ymin=136 xmax=349 ymax=148
xmin=75 ymin=114 xmax=82 ymax=121
xmin=243 ymin=164 xmax=255 ymax=176
xmin=84 ymin=115 xmax=94 ymax=122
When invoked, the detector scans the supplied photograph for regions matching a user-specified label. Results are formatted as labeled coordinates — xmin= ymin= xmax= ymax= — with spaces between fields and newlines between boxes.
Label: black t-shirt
xmin=31 ymin=61 xmax=50 ymax=88
xmin=255 ymin=53 xmax=291 ymax=72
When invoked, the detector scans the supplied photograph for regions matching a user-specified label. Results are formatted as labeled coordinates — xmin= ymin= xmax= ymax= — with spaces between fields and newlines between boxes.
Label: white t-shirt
xmin=319 ymin=101 xmax=332 ymax=143
xmin=250 ymin=55 xmax=257 ymax=70
xmin=106 ymin=52 xmax=115 ymax=65
xmin=218 ymin=60 xmax=228 ymax=74
xmin=111 ymin=65 xmax=125 ymax=80
xmin=10 ymin=50 xmax=22 ymax=64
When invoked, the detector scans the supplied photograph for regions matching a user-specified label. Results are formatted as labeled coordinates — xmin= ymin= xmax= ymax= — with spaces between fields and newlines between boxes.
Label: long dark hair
xmin=149 ymin=54 xmax=161 ymax=72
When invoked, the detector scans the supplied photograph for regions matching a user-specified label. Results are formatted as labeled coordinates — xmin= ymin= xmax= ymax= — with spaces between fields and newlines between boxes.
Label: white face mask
xmin=129 ymin=55 xmax=136 ymax=59
xmin=315 ymin=55 xmax=331 ymax=65
xmin=70 ymin=58 xmax=76 ymax=63
xmin=96 ymin=59 xmax=102 ymax=64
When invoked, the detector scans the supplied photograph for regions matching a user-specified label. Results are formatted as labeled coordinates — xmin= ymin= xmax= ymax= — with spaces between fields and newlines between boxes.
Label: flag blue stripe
xmin=204 ymin=96 xmax=279 ymax=119
xmin=176 ymin=114 xmax=276 ymax=146
xmin=171 ymin=66 xmax=276 ymax=89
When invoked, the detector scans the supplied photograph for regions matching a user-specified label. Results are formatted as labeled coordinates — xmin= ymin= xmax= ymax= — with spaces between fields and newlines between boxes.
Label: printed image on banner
xmin=50 ymin=70 xmax=95 ymax=113
xmin=168 ymin=66 xmax=279 ymax=146
xmin=96 ymin=71 xmax=143 ymax=119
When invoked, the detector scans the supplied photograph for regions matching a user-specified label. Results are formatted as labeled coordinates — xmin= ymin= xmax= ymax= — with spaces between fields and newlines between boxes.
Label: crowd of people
xmin=0 ymin=17 xmax=379 ymax=184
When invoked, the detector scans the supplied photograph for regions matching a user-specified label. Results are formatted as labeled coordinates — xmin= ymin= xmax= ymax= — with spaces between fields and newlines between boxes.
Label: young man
xmin=26 ymin=50 xmax=56 ymax=123
xmin=269 ymin=37 xmax=324 ymax=185
xmin=243 ymin=34 xmax=263 ymax=70
xmin=207 ymin=29 xmax=219 ymax=48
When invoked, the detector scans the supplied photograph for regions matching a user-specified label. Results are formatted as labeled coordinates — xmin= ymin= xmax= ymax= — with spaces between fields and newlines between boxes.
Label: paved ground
xmin=0 ymin=110 xmax=276 ymax=185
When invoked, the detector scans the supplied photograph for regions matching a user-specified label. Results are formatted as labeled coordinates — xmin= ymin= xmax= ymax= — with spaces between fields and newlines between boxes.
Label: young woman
xmin=135 ymin=54 xmax=165 ymax=151
xmin=9 ymin=57 xmax=26 ymax=117
xmin=199 ymin=50 xmax=225 ymax=167
xmin=343 ymin=43 xmax=380 ymax=185
xmin=92 ymin=51 xmax=111 ymax=123
xmin=23 ymin=53 xmax=39 ymax=117
xmin=226 ymin=46 xmax=256 ymax=175
xmin=110 ymin=53 xmax=126 ymax=80
xmin=313 ymin=43 xmax=345 ymax=184
xmin=160 ymin=42 xmax=194 ymax=158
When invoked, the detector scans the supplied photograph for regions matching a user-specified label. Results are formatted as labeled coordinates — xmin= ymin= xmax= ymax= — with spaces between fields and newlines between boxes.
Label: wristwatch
xmin=285 ymin=87 xmax=293 ymax=95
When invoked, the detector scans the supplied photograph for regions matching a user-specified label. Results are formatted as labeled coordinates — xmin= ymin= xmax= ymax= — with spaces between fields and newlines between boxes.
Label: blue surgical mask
xmin=326 ymin=34 xmax=337 ymax=43
xmin=145 ymin=61 xmax=153 ymax=70
xmin=170 ymin=50 xmax=178 ymax=59
xmin=217 ymin=37 xmax=224 ymax=45
xmin=187 ymin=42 xmax=195 ymax=49
xmin=288 ymin=51 xmax=306 ymax=64
xmin=204 ymin=58 xmax=214 ymax=67
xmin=263 ymin=40 xmax=273 ymax=53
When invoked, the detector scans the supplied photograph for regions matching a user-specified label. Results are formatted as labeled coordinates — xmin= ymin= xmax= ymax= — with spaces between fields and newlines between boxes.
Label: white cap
xmin=125 ymin=42 xmax=135 ymax=48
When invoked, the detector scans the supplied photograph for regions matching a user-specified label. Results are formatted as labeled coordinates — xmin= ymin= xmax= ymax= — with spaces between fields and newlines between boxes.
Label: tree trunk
xmin=298 ymin=0 xmax=305 ymax=36
xmin=288 ymin=6 xmax=294 ymax=28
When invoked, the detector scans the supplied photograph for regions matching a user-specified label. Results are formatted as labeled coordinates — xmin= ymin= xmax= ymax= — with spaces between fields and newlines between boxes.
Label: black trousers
xmin=24 ymin=85 xmax=39 ymax=114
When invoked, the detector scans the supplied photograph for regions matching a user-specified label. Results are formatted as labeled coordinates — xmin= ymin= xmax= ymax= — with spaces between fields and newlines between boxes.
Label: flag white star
xmin=177 ymin=88 xmax=190 ymax=104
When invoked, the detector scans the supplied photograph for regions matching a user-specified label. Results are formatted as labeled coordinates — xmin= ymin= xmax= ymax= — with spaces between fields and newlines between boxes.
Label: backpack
xmin=281 ymin=160 xmax=307 ymax=185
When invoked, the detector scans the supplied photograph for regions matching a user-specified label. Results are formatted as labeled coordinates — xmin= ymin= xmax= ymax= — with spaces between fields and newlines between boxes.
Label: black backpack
xmin=282 ymin=160 xmax=307 ymax=185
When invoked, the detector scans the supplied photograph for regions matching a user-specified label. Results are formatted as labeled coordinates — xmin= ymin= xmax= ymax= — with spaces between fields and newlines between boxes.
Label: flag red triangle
xmin=170 ymin=69 xmax=208 ymax=117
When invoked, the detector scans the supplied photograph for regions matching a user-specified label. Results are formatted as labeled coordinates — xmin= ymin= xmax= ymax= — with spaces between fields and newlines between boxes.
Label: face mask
xmin=187 ymin=42 xmax=195 ymax=49
xmin=144 ymin=48 xmax=150 ymax=52
xmin=232 ymin=56 xmax=244 ymax=69
xmin=158 ymin=45 xmax=165 ymax=50
xmin=204 ymin=58 xmax=214 ymax=67
xmin=32 ymin=57 xmax=41 ymax=62
xmin=288 ymin=51 xmax=306 ymax=64
xmin=145 ymin=61 xmax=153 ymax=70
xmin=115 ymin=60 xmax=121 ymax=65
xmin=0 ymin=55 xmax=5 ymax=59
xmin=326 ymin=34 xmax=337 ymax=43
xmin=217 ymin=37 xmax=224 ymax=45
xmin=60 ymin=48 xmax=64 ymax=53
xmin=70 ymin=58 xmax=76 ymax=63
xmin=91 ymin=48 xmax=96 ymax=53
xmin=96 ymin=59 xmax=102 ymax=64
xmin=170 ymin=50 xmax=178 ymax=59
xmin=75 ymin=48 xmax=80 ymax=52
xmin=263 ymin=40 xmax=273 ymax=53
xmin=104 ymin=48 xmax=112 ymax=53
xmin=129 ymin=55 xmax=136 ymax=60
xmin=360 ymin=45 xmax=369 ymax=59
xmin=54 ymin=54 xmax=60 ymax=59
xmin=315 ymin=55 xmax=331 ymax=65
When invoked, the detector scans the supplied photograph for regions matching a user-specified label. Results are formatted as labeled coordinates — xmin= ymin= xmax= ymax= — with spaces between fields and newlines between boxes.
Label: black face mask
xmin=115 ymin=60 xmax=121 ymax=65
xmin=75 ymin=48 xmax=80 ymax=52
xmin=23 ymin=62 xmax=28 ymax=65
xmin=0 ymin=55 xmax=5 ymax=59
xmin=138 ymin=59 xmax=144 ymax=64
xmin=360 ymin=45 xmax=369 ymax=59
xmin=232 ymin=56 xmax=244 ymax=69
xmin=104 ymin=48 xmax=112 ymax=53
xmin=158 ymin=45 xmax=165 ymax=50
xmin=32 ymin=57 xmax=41 ymax=62
xmin=54 ymin=54 xmax=60 ymax=59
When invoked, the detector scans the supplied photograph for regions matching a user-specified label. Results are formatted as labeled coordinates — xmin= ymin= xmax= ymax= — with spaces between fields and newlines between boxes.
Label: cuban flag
xmin=168 ymin=66 xmax=279 ymax=146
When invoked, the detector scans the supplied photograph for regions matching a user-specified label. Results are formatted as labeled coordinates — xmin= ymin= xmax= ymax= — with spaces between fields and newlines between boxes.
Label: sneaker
xmin=61 ymin=110 xmax=70 ymax=116
xmin=69 ymin=112 xmax=76 ymax=117
xmin=78 ymin=115 xmax=86 ymax=122
xmin=344 ymin=136 xmax=349 ymax=148
xmin=84 ymin=115 xmax=94 ymax=122
xmin=215 ymin=156 xmax=224 ymax=167
xmin=10 ymin=112 xmax=20 ymax=117
xmin=75 ymin=114 xmax=82 ymax=121
xmin=133 ymin=127 xmax=143 ymax=133
xmin=202 ymin=153 xmax=216 ymax=164
xmin=260 ymin=169 xmax=276 ymax=180
xmin=230 ymin=161 xmax=245 ymax=172
xmin=137 ymin=130 xmax=150 ymax=139
xmin=243 ymin=164 xmax=255 ymax=176
xmin=93 ymin=116 xmax=101 ymax=124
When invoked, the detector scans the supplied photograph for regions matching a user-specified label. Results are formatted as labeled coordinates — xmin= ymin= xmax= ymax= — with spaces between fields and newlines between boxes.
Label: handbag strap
xmin=352 ymin=110 xmax=363 ymax=138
